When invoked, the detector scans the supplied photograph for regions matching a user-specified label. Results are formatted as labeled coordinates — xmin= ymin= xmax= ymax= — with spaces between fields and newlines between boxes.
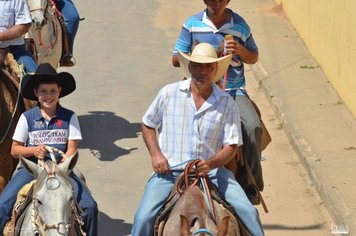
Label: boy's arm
xmin=66 ymin=140 xmax=80 ymax=157
xmin=172 ymin=54 xmax=180 ymax=67
xmin=11 ymin=140 xmax=46 ymax=159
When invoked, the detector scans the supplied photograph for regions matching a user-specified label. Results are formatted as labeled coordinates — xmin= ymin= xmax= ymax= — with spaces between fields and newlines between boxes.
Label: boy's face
xmin=34 ymin=83 xmax=62 ymax=109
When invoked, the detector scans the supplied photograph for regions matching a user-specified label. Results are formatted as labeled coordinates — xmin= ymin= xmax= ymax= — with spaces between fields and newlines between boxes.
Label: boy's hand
xmin=34 ymin=144 xmax=46 ymax=160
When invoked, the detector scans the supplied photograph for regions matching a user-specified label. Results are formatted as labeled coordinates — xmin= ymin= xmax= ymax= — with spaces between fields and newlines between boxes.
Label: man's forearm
xmin=0 ymin=24 xmax=31 ymax=41
xmin=206 ymin=144 xmax=238 ymax=170
xmin=141 ymin=123 xmax=162 ymax=157
xmin=238 ymin=47 xmax=258 ymax=64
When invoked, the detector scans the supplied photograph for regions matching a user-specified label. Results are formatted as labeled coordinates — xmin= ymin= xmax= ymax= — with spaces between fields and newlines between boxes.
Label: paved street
xmin=60 ymin=0 xmax=334 ymax=235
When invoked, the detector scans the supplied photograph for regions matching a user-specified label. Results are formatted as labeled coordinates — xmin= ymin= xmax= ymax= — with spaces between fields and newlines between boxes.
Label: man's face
xmin=189 ymin=61 xmax=217 ymax=85
xmin=204 ymin=0 xmax=230 ymax=16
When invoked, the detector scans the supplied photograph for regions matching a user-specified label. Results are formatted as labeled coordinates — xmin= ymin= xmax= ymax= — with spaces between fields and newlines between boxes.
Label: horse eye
xmin=36 ymin=199 xmax=43 ymax=205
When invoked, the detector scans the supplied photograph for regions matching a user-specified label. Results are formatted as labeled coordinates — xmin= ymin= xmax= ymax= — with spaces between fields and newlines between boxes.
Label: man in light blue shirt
xmin=132 ymin=43 xmax=264 ymax=236
xmin=0 ymin=0 xmax=37 ymax=73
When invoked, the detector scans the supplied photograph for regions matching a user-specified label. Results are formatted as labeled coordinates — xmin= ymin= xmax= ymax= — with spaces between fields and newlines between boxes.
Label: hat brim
xmin=178 ymin=51 xmax=232 ymax=82
xmin=21 ymin=72 xmax=76 ymax=101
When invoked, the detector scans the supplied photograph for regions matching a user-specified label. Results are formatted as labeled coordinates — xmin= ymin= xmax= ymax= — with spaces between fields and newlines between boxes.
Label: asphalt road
xmin=60 ymin=1 xmax=333 ymax=235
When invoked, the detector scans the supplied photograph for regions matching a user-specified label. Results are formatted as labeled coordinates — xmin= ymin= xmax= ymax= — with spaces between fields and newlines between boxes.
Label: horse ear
xmin=58 ymin=151 xmax=79 ymax=173
xmin=20 ymin=156 xmax=41 ymax=177
xmin=216 ymin=39 xmax=225 ymax=57
xmin=180 ymin=215 xmax=191 ymax=236
xmin=217 ymin=216 xmax=230 ymax=236
xmin=192 ymin=39 xmax=200 ymax=52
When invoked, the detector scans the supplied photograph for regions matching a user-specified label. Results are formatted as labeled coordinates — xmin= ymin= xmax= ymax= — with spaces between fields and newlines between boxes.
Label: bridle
xmin=28 ymin=0 xmax=61 ymax=50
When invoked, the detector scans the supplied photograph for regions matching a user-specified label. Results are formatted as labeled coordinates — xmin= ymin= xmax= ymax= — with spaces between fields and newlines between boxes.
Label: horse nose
xmin=32 ymin=17 xmax=45 ymax=29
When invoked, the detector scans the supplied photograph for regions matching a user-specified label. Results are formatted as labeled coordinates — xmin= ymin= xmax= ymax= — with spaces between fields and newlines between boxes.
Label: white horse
xmin=26 ymin=0 xmax=63 ymax=69
xmin=16 ymin=148 xmax=85 ymax=236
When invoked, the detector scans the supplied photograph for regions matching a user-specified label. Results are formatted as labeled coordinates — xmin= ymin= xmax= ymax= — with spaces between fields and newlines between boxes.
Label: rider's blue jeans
xmin=0 ymin=165 xmax=98 ymax=236
xmin=55 ymin=0 xmax=80 ymax=54
xmin=9 ymin=44 xmax=37 ymax=73
xmin=131 ymin=167 xmax=264 ymax=236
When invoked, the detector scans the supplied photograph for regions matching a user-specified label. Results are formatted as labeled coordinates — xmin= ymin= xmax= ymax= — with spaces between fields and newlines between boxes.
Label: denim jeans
xmin=55 ymin=0 xmax=80 ymax=53
xmin=0 ymin=165 xmax=98 ymax=236
xmin=131 ymin=168 xmax=264 ymax=236
xmin=9 ymin=44 xmax=37 ymax=73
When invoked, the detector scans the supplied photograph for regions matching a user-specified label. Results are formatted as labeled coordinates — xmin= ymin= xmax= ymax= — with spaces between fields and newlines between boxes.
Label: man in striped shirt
xmin=132 ymin=43 xmax=264 ymax=236
xmin=172 ymin=0 xmax=264 ymax=203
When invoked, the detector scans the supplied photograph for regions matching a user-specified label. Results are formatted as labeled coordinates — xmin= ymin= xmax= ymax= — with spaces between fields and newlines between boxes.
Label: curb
xmin=250 ymin=62 xmax=353 ymax=236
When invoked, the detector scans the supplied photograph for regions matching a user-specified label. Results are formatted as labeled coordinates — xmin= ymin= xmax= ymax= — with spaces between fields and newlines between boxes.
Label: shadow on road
xmin=78 ymin=111 xmax=140 ymax=161
xmin=263 ymin=222 xmax=326 ymax=231
xmin=98 ymin=211 xmax=132 ymax=236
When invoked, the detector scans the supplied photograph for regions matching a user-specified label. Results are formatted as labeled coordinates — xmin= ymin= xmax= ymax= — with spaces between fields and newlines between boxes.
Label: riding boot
xmin=60 ymin=53 xmax=76 ymax=67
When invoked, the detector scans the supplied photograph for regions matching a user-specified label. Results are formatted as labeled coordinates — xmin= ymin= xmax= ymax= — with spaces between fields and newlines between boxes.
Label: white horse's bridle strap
xmin=30 ymin=8 xmax=45 ymax=12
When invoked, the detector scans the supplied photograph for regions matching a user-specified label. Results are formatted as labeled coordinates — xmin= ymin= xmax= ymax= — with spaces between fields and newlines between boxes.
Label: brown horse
xmin=154 ymin=161 xmax=251 ymax=236
xmin=0 ymin=49 xmax=33 ymax=193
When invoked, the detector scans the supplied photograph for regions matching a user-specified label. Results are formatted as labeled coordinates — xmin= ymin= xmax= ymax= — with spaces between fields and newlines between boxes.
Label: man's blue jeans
xmin=131 ymin=167 xmax=264 ymax=236
xmin=55 ymin=0 xmax=80 ymax=53
xmin=0 ymin=165 xmax=98 ymax=236
xmin=9 ymin=44 xmax=37 ymax=73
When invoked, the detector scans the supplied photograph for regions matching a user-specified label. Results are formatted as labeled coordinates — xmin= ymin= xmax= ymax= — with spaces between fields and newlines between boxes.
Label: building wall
xmin=274 ymin=0 xmax=356 ymax=117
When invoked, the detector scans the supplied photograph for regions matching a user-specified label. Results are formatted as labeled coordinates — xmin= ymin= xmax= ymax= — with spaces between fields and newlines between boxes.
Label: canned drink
xmin=224 ymin=34 xmax=233 ymax=54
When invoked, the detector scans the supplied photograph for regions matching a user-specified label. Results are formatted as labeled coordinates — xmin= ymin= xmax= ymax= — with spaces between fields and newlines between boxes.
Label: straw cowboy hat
xmin=178 ymin=43 xmax=232 ymax=82
xmin=21 ymin=63 xmax=76 ymax=101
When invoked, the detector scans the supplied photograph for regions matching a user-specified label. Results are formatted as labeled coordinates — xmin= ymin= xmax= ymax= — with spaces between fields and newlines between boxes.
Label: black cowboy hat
xmin=21 ymin=63 xmax=76 ymax=101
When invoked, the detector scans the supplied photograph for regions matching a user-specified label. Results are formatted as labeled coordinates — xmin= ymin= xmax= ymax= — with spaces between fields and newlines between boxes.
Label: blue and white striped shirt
xmin=173 ymin=9 xmax=258 ymax=96
xmin=142 ymin=79 xmax=242 ymax=169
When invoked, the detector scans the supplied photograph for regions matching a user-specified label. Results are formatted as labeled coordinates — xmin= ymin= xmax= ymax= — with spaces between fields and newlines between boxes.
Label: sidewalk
xmin=241 ymin=0 xmax=356 ymax=235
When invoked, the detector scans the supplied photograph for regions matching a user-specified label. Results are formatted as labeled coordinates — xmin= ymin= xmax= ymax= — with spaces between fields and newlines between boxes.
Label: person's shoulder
xmin=160 ymin=80 xmax=188 ymax=96
xmin=230 ymin=9 xmax=251 ymax=29
xmin=213 ymin=85 xmax=238 ymax=109
xmin=22 ymin=106 xmax=39 ymax=117
xmin=57 ymin=105 xmax=75 ymax=119
xmin=184 ymin=10 xmax=205 ymax=27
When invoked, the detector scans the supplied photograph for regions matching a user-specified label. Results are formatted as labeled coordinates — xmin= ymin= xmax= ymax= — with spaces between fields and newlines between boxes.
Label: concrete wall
xmin=274 ymin=0 xmax=356 ymax=117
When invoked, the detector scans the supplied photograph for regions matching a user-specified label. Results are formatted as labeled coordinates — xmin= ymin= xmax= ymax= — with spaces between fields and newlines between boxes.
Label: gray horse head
xmin=19 ymin=152 xmax=82 ymax=236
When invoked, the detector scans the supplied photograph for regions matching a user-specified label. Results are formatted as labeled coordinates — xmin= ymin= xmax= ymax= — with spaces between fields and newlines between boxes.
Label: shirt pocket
xmin=0 ymin=9 xmax=15 ymax=28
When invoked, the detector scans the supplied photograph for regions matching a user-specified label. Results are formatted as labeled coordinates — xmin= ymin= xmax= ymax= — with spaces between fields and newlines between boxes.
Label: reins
xmin=30 ymin=0 xmax=61 ymax=50
xmin=178 ymin=160 xmax=216 ymax=223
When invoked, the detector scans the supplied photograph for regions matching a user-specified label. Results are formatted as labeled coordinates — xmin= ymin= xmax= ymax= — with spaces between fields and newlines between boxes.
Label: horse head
xmin=26 ymin=0 xmax=48 ymax=30
xmin=176 ymin=186 xmax=230 ymax=236
xmin=20 ymin=151 xmax=80 ymax=236
xmin=180 ymin=214 xmax=230 ymax=236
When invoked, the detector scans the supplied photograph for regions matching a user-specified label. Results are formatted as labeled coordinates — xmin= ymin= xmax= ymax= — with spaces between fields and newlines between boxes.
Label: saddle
xmin=153 ymin=161 xmax=251 ymax=236
xmin=0 ymin=48 xmax=35 ymax=111
xmin=3 ymin=181 xmax=35 ymax=236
